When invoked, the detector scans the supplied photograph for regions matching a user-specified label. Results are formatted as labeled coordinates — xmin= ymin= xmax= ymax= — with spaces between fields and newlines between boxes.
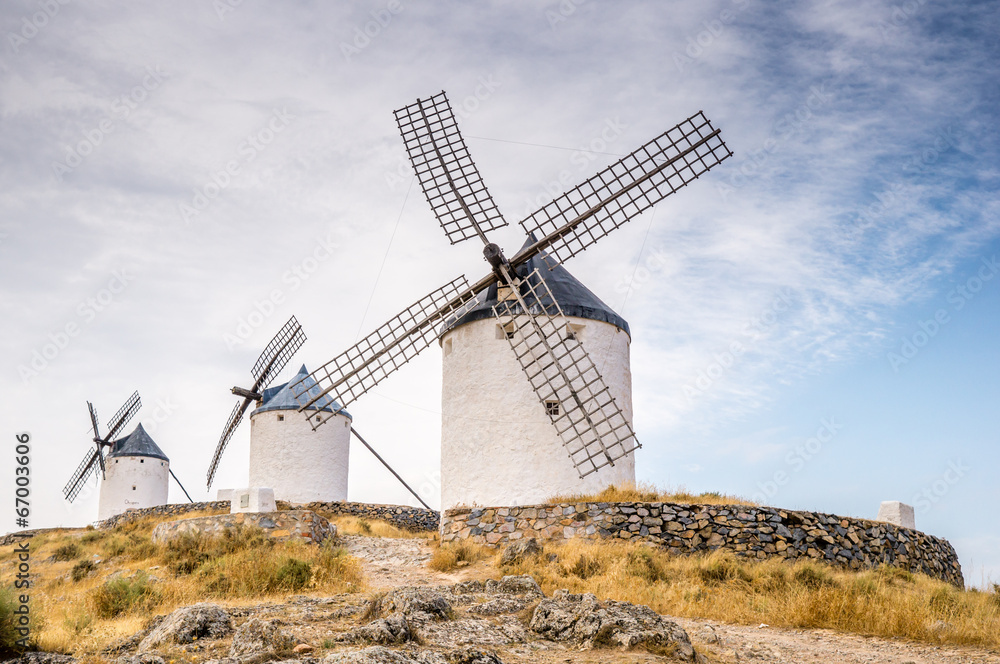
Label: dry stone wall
xmin=88 ymin=499 xmax=439 ymax=532
xmin=150 ymin=510 xmax=334 ymax=545
xmin=442 ymin=502 xmax=964 ymax=586
xmin=301 ymin=500 xmax=439 ymax=532
xmin=97 ymin=501 xmax=231 ymax=529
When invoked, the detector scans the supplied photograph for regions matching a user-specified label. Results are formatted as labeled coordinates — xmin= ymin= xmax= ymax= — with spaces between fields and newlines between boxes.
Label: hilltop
xmin=2 ymin=507 xmax=999 ymax=663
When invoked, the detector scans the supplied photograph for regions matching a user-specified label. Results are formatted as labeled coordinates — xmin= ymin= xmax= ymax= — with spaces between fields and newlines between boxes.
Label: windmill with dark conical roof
xmin=291 ymin=91 xmax=731 ymax=510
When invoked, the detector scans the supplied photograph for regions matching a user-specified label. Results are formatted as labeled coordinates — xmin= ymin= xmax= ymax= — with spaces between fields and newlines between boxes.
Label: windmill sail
xmin=293 ymin=275 xmax=479 ymax=427
xmin=518 ymin=111 xmax=731 ymax=268
xmin=492 ymin=269 xmax=639 ymax=477
xmin=395 ymin=91 xmax=507 ymax=245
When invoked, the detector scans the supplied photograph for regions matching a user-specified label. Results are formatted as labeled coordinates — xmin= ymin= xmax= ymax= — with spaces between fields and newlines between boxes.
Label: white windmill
xmin=293 ymin=91 xmax=731 ymax=510
xmin=207 ymin=316 xmax=432 ymax=508
xmin=63 ymin=391 xmax=193 ymax=520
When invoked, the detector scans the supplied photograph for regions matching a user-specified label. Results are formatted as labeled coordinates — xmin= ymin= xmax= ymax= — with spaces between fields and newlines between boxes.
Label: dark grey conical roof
xmin=252 ymin=365 xmax=351 ymax=418
xmin=108 ymin=423 xmax=169 ymax=461
xmin=440 ymin=235 xmax=630 ymax=336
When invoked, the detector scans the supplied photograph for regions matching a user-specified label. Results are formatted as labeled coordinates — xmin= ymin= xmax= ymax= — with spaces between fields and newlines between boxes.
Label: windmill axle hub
xmin=483 ymin=243 xmax=513 ymax=282
xmin=232 ymin=386 xmax=263 ymax=401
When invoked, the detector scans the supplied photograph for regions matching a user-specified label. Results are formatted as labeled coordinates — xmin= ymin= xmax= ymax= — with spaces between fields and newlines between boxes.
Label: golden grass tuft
xmin=546 ymin=482 xmax=756 ymax=507
xmin=496 ymin=538 xmax=1000 ymax=648
xmin=326 ymin=515 xmax=433 ymax=539
xmin=428 ymin=540 xmax=494 ymax=572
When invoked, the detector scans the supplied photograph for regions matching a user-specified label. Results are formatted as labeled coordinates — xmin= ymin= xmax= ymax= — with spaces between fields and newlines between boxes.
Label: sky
xmin=1 ymin=1 xmax=997 ymax=587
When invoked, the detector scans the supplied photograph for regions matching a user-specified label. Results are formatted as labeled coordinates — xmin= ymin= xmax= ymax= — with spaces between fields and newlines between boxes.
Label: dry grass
xmin=326 ymin=515 xmax=433 ymax=539
xmin=497 ymin=538 xmax=1000 ymax=648
xmin=428 ymin=540 xmax=494 ymax=572
xmin=0 ymin=509 xmax=365 ymax=656
xmin=547 ymin=482 xmax=756 ymax=507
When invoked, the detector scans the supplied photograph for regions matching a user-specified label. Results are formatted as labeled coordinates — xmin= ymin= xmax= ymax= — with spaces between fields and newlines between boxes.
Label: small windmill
xmin=206 ymin=316 xmax=306 ymax=489
xmin=63 ymin=391 xmax=141 ymax=502
xmin=207 ymin=315 xmax=434 ymax=508
xmin=293 ymin=91 xmax=731 ymax=482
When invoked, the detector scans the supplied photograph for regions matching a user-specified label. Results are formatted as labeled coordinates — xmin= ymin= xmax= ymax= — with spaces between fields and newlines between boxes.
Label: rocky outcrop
xmin=150 ymin=511 xmax=334 ymax=546
xmin=442 ymin=502 xmax=964 ymax=586
xmin=529 ymin=590 xmax=697 ymax=659
xmin=498 ymin=538 xmax=540 ymax=566
xmin=349 ymin=615 xmax=413 ymax=645
xmin=138 ymin=604 xmax=233 ymax=651
xmin=228 ymin=618 xmax=296 ymax=663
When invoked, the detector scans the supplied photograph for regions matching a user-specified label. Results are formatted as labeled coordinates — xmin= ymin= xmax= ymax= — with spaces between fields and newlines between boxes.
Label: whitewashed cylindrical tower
xmin=440 ymin=240 xmax=635 ymax=509
xmin=249 ymin=364 xmax=352 ymax=503
xmin=98 ymin=423 xmax=170 ymax=520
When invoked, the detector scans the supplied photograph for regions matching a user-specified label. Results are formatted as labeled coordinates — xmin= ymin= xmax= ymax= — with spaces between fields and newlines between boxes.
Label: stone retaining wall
xmin=90 ymin=499 xmax=439 ymax=533
xmin=442 ymin=502 xmax=964 ymax=586
xmin=150 ymin=510 xmax=334 ymax=545
xmin=302 ymin=501 xmax=439 ymax=532
xmin=97 ymin=501 xmax=231 ymax=529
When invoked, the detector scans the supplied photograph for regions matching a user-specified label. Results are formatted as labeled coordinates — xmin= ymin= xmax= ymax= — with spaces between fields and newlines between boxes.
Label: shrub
xmin=91 ymin=573 xmax=160 ymax=618
xmin=1 ymin=586 xmax=27 ymax=656
xmin=929 ymin=586 xmax=960 ymax=616
xmin=792 ymin=564 xmax=836 ymax=589
xmin=71 ymin=559 xmax=96 ymax=582
xmin=697 ymin=554 xmax=752 ymax=585
xmin=81 ymin=531 xmax=104 ymax=544
xmin=625 ymin=548 xmax=669 ymax=583
xmin=275 ymin=558 xmax=312 ymax=591
xmin=52 ymin=542 xmax=81 ymax=562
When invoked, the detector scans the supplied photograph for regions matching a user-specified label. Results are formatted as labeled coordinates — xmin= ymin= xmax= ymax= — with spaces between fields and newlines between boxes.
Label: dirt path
xmin=341 ymin=534 xmax=1000 ymax=664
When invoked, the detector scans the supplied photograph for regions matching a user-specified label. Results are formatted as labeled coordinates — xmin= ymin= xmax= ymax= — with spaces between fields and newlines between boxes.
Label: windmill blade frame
xmin=63 ymin=447 xmax=102 ymax=502
xmin=207 ymin=399 xmax=250 ymax=489
xmin=293 ymin=275 xmax=480 ymax=427
xmin=87 ymin=401 xmax=100 ymax=439
xmin=516 ymin=111 xmax=731 ymax=268
xmin=492 ymin=268 xmax=640 ymax=477
xmin=395 ymin=91 xmax=508 ymax=245
xmin=250 ymin=315 xmax=306 ymax=393
xmin=103 ymin=391 xmax=141 ymax=443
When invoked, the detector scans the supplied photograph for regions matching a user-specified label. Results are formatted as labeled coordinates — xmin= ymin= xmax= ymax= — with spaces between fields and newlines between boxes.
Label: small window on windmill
xmin=496 ymin=323 xmax=515 ymax=340
xmin=140 ymin=459 xmax=144 ymax=463
xmin=443 ymin=338 xmax=453 ymax=356
xmin=277 ymin=414 xmax=284 ymax=422
xmin=132 ymin=485 xmax=136 ymax=491
xmin=545 ymin=400 xmax=560 ymax=417
xmin=316 ymin=415 xmax=322 ymax=422
xmin=565 ymin=323 xmax=585 ymax=342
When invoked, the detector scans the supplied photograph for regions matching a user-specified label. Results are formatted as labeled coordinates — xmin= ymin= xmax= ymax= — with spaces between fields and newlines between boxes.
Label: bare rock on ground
xmin=1 ymin=654 xmax=76 ymax=664
xmin=467 ymin=597 xmax=530 ymax=617
xmin=498 ymin=539 xmax=540 ymax=567
xmin=483 ymin=576 xmax=542 ymax=596
xmin=139 ymin=604 xmax=233 ymax=651
xmin=349 ymin=614 xmax=413 ymax=645
xmin=228 ymin=618 xmax=297 ymax=663
xmin=321 ymin=647 xmax=503 ymax=664
xmin=529 ymin=591 xmax=697 ymax=660
xmin=382 ymin=588 xmax=453 ymax=621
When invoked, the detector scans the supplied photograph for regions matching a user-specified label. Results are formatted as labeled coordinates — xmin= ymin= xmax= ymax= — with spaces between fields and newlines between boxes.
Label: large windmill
xmin=293 ymin=91 xmax=731 ymax=507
